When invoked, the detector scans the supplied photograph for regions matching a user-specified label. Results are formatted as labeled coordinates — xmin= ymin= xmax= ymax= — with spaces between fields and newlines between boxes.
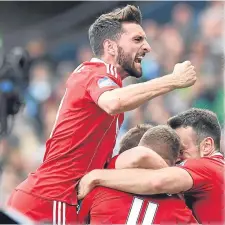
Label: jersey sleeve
xmin=86 ymin=74 xmax=120 ymax=104
xmin=179 ymin=159 xmax=211 ymax=194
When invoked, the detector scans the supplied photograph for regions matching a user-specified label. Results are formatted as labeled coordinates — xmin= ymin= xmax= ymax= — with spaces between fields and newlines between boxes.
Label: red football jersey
xmin=16 ymin=58 xmax=124 ymax=205
xmin=180 ymin=153 xmax=224 ymax=224
xmin=79 ymin=156 xmax=197 ymax=224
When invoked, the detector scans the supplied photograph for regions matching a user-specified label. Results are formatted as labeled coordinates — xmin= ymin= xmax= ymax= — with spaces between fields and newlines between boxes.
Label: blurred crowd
xmin=0 ymin=1 xmax=224 ymax=206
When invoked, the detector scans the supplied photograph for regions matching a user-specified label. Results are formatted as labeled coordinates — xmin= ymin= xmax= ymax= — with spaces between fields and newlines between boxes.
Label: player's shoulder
xmin=179 ymin=154 xmax=224 ymax=174
xmin=67 ymin=61 xmax=103 ymax=84
xmin=82 ymin=58 xmax=119 ymax=79
xmin=178 ymin=158 xmax=208 ymax=174
xmin=69 ymin=58 xmax=121 ymax=89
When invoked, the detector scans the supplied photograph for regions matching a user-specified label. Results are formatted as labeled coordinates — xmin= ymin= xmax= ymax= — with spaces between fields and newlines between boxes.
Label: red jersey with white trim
xmin=180 ymin=153 xmax=224 ymax=224
xmin=78 ymin=156 xmax=197 ymax=224
xmin=16 ymin=58 xmax=124 ymax=205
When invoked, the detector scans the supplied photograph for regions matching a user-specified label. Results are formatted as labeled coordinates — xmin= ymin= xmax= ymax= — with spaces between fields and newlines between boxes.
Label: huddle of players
xmin=78 ymin=123 xmax=196 ymax=224
xmin=78 ymin=109 xmax=224 ymax=224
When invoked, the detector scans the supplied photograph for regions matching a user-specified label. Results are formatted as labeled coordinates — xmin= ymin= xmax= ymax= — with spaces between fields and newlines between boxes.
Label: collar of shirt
xmin=211 ymin=152 xmax=223 ymax=157
xmin=177 ymin=152 xmax=224 ymax=165
xmin=90 ymin=57 xmax=107 ymax=65
xmin=209 ymin=152 xmax=224 ymax=164
xmin=211 ymin=152 xmax=224 ymax=159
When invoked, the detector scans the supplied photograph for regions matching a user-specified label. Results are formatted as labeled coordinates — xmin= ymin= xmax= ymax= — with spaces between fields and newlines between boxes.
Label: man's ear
xmin=103 ymin=39 xmax=117 ymax=56
xmin=201 ymin=137 xmax=215 ymax=156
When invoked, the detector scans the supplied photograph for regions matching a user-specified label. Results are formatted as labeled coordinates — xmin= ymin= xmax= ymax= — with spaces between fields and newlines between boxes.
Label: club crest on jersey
xmin=98 ymin=77 xmax=118 ymax=88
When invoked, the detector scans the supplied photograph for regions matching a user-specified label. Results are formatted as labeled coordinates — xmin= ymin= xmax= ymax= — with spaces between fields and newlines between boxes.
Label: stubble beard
xmin=117 ymin=46 xmax=142 ymax=78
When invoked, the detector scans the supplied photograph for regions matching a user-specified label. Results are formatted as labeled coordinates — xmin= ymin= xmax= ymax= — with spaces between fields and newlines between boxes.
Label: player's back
xmin=79 ymin=186 xmax=197 ymax=224
xmin=16 ymin=60 xmax=124 ymax=205
xmin=182 ymin=154 xmax=224 ymax=224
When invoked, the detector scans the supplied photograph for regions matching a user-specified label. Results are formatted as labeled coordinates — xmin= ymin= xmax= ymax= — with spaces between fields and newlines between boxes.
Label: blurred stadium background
xmin=0 ymin=1 xmax=224 ymax=207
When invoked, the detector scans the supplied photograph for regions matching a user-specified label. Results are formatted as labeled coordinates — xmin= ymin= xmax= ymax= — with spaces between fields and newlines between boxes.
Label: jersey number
xmin=127 ymin=198 xmax=158 ymax=225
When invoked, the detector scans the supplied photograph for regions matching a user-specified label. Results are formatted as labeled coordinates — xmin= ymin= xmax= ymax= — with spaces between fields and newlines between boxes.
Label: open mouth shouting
xmin=134 ymin=53 xmax=145 ymax=65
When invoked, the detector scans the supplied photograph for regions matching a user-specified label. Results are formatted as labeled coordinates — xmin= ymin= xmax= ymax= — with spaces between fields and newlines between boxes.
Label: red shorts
xmin=7 ymin=190 xmax=78 ymax=224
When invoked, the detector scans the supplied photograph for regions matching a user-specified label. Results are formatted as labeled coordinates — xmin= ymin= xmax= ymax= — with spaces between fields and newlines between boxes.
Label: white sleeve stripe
xmin=106 ymin=64 xmax=119 ymax=79
xmin=106 ymin=64 xmax=110 ymax=74
xmin=114 ymin=67 xmax=118 ymax=78
xmin=110 ymin=64 xmax=115 ymax=76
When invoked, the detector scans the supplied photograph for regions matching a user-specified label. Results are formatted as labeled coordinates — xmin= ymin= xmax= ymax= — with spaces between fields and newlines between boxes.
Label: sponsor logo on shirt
xmin=98 ymin=77 xmax=118 ymax=88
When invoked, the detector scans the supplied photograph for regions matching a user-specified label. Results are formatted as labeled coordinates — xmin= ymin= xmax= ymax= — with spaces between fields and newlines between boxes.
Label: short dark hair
xmin=119 ymin=124 xmax=153 ymax=154
xmin=89 ymin=5 xmax=142 ymax=57
xmin=167 ymin=108 xmax=221 ymax=151
xmin=139 ymin=125 xmax=181 ymax=165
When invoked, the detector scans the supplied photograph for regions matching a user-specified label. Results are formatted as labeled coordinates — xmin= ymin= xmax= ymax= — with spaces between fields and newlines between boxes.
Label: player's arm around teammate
xmin=78 ymin=166 xmax=192 ymax=196
xmin=78 ymin=108 xmax=222 ymax=198
xmin=115 ymin=146 xmax=168 ymax=169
